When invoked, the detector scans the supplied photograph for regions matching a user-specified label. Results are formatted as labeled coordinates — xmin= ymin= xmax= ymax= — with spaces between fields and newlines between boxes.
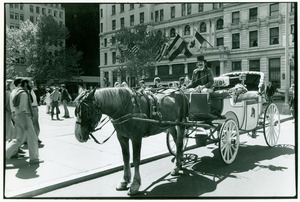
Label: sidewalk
xmin=4 ymin=100 xmax=294 ymax=198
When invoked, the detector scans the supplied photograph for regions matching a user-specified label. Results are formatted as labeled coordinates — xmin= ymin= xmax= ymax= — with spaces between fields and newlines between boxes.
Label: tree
xmin=5 ymin=15 xmax=83 ymax=84
xmin=114 ymin=24 xmax=168 ymax=86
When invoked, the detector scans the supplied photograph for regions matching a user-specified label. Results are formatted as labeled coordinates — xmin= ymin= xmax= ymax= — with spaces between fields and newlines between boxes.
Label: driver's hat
xmin=197 ymin=55 xmax=206 ymax=63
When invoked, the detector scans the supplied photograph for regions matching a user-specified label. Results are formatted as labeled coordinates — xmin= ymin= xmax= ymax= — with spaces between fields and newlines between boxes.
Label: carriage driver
xmin=186 ymin=55 xmax=214 ymax=95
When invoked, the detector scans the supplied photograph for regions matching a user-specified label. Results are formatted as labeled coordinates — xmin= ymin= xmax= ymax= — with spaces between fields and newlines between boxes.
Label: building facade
xmin=99 ymin=3 xmax=295 ymax=89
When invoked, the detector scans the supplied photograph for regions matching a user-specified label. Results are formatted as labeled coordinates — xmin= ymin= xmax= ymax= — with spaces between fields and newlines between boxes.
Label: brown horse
xmin=74 ymin=87 xmax=188 ymax=195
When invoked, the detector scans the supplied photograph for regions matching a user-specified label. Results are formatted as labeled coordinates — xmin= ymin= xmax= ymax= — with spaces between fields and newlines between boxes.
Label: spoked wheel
xmin=166 ymin=129 xmax=189 ymax=156
xmin=219 ymin=119 xmax=240 ymax=164
xmin=263 ymin=103 xmax=280 ymax=147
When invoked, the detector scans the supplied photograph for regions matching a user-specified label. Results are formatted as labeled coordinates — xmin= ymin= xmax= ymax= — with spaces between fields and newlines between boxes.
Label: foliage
xmin=114 ymin=24 xmax=168 ymax=81
xmin=5 ymin=15 xmax=83 ymax=84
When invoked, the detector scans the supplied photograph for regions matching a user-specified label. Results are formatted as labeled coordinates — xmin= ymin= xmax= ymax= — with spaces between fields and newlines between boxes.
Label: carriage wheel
xmin=263 ymin=103 xmax=280 ymax=147
xmin=219 ymin=119 xmax=240 ymax=164
xmin=166 ymin=129 xmax=189 ymax=156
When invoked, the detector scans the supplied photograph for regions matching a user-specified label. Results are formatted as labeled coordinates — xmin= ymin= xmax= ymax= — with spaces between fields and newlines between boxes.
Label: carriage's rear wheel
xmin=219 ymin=119 xmax=240 ymax=164
xmin=166 ymin=129 xmax=189 ymax=156
xmin=263 ymin=103 xmax=280 ymax=147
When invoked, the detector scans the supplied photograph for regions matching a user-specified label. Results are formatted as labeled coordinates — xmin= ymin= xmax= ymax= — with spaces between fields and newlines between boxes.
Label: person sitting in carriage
xmin=186 ymin=55 xmax=214 ymax=95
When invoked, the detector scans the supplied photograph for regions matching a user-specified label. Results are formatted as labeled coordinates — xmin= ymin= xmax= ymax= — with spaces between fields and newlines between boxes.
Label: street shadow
xmin=138 ymin=144 xmax=294 ymax=198
xmin=6 ymin=158 xmax=40 ymax=179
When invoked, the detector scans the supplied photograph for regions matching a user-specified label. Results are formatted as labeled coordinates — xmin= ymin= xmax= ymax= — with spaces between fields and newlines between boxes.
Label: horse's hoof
xmin=170 ymin=168 xmax=180 ymax=176
xmin=127 ymin=182 xmax=140 ymax=196
xmin=116 ymin=181 xmax=129 ymax=191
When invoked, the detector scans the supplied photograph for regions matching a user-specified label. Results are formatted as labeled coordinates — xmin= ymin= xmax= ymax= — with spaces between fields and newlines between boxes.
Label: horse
xmin=74 ymin=87 xmax=188 ymax=195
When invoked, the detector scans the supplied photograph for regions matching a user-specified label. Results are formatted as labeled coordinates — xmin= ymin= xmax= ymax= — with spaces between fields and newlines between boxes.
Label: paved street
xmin=4 ymin=100 xmax=296 ymax=198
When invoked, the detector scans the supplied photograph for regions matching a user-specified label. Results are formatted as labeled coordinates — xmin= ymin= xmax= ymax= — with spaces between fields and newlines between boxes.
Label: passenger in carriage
xmin=139 ymin=79 xmax=146 ymax=90
xmin=178 ymin=77 xmax=186 ymax=88
xmin=186 ymin=55 xmax=214 ymax=95
xmin=153 ymin=77 xmax=162 ymax=88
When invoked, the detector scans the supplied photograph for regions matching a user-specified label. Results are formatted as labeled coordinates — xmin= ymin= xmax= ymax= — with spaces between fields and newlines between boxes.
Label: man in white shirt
xmin=29 ymin=80 xmax=41 ymax=144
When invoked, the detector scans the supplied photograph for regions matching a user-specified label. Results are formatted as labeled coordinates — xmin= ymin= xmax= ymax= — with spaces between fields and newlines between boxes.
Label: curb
xmin=7 ymin=115 xmax=294 ymax=198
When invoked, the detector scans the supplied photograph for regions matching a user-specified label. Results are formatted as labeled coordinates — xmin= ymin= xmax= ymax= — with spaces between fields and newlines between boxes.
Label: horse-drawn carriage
xmin=74 ymin=71 xmax=280 ymax=195
xmin=167 ymin=71 xmax=280 ymax=164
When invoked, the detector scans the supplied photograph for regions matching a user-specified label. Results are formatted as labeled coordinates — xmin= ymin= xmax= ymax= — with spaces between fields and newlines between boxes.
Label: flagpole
xmin=193 ymin=29 xmax=213 ymax=47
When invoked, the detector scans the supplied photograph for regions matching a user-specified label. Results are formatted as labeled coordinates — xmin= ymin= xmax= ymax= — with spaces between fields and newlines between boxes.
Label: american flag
xmin=155 ymin=43 xmax=169 ymax=62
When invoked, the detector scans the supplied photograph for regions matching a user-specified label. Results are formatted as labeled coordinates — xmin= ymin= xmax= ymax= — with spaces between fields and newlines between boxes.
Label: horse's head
xmin=74 ymin=89 xmax=102 ymax=142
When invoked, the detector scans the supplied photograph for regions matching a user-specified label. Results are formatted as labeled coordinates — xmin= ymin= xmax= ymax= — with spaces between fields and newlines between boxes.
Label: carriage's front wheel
xmin=219 ymin=119 xmax=240 ymax=164
xmin=166 ymin=129 xmax=189 ymax=156
xmin=263 ymin=103 xmax=280 ymax=147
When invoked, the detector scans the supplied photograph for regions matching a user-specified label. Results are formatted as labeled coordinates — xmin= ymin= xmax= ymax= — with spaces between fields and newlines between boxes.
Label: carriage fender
xmin=224 ymin=111 xmax=239 ymax=128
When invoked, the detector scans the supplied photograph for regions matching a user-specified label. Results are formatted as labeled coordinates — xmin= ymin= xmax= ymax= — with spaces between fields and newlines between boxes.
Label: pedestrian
xmin=50 ymin=86 xmax=61 ymax=120
xmin=6 ymin=78 xmax=44 ymax=164
xmin=266 ymin=81 xmax=276 ymax=103
xmin=29 ymin=80 xmax=42 ymax=145
xmin=61 ymin=84 xmax=71 ymax=118
xmin=45 ymin=88 xmax=52 ymax=114
xmin=5 ymin=79 xmax=15 ymax=141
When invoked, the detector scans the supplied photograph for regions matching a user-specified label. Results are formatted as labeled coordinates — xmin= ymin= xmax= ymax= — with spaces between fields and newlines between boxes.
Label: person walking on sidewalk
xmin=266 ymin=81 xmax=276 ymax=103
xmin=50 ymin=86 xmax=61 ymax=120
xmin=5 ymin=79 xmax=15 ymax=141
xmin=45 ymin=87 xmax=52 ymax=114
xmin=61 ymin=84 xmax=71 ymax=118
xmin=6 ymin=78 xmax=44 ymax=164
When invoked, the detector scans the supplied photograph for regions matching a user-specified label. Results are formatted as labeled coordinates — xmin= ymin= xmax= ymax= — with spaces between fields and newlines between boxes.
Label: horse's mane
xmin=94 ymin=87 xmax=133 ymax=111
xmin=74 ymin=90 xmax=90 ymax=106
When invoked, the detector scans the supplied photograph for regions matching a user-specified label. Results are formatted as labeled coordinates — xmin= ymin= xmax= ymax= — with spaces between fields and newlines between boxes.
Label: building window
xmin=48 ymin=9 xmax=52 ymax=15
xmin=187 ymin=3 xmax=192 ymax=15
xmin=232 ymin=11 xmax=240 ymax=24
xmin=20 ymin=4 xmax=23 ymax=10
xmin=170 ymin=28 xmax=176 ymax=38
xmin=291 ymin=24 xmax=294 ymax=42
xmin=217 ymin=37 xmax=224 ymax=46
xmin=219 ymin=3 xmax=223 ymax=8
xmin=140 ymin=12 xmax=144 ymax=24
xmin=130 ymin=15 xmax=134 ymax=26
xmin=36 ymin=6 xmax=40 ymax=14
xmin=160 ymin=9 xmax=164 ymax=21
xmin=15 ymin=13 xmax=19 ymax=20
xmin=249 ymin=30 xmax=258 ymax=47
xmin=30 ymin=16 xmax=34 ymax=23
xmin=139 ymin=4 xmax=144 ymax=7
xmin=104 ymin=53 xmax=107 ymax=65
xmin=198 ymin=3 xmax=203 ymax=12
xmin=155 ymin=10 xmax=159 ymax=22
xmin=213 ymin=3 xmax=218 ymax=9
xmin=100 ymin=9 xmax=103 ymax=17
xmin=181 ymin=3 xmax=186 ymax=16
xmin=59 ymin=12 xmax=63 ymax=18
xmin=232 ymin=33 xmax=240 ymax=49
xmin=100 ymin=23 xmax=103 ymax=33
xmin=42 ymin=8 xmax=46 ymax=14
xmin=270 ymin=3 xmax=279 ymax=17
xmin=249 ymin=60 xmax=260 ymax=71
xmin=249 ymin=7 xmax=258 ymax=20
xmin=104 ymin=38 xmax=107 ymax=47
xmin=171 ymin=6 xmax=175 ymax=19
xmin=112 ymin=20 xmax=116 ymax=30
xmin=112 ymin=52 xmax=116 ymax=64
xmin=120 ymin=17 xmax=125 ymax=28
xmin=111 ymin=36 xmax=116 ymax=45
xmin=54 ymin=11 xmax=57 ymax=17
xmin=130 ymin=3 xmax=134 ymax=10
xmin=200 ymin=22 xmax=206 ymax=33
xmin=232 ymin=61 xmax=242 ymax=71
xmin=10 ymin=4 xmax=13 ymax=8
xmin=269 ymin=58 xmax=281 ymax=88
xmin=151 ymin=12 xmax=153 ymax=20
xmin=270 ymin=27 xmax=279 ymax=45
xmin=112 ymin=5 xmax=116 ymax=15
xmin=10 ymin=25 xmax=14 ymax=29
xmin=10 ymin=12 xmax=14 ymax=19
xmin=184 ymin=25 xmax=190 ymax=35
xmin=216 ymin=19 xmax=223 ymax=30
xmin=20 ymin=14 xmax=24 ymax=21
xmin=120 ymin=4 xmax=124 ymax=13
xmin=30 ymin=5 xmax=34 ymax=12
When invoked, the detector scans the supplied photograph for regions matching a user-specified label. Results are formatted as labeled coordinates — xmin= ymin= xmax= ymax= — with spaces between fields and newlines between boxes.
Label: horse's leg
xmin=171 ymin=125 xmax=184 ymax=176
xmin=128 ymin=136 xmax=142 ymax=196
xmin=116 ymin=134 xmax=131 ymax=191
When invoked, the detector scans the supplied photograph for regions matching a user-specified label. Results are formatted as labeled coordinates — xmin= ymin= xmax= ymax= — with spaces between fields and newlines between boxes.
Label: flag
xmin=167 ymin=34 xmax=187 ymax=61
xmin=184 ymin=31 xmax=206 ymax=58
xmin=155 ymin=43 xmax=169 ymax=62
xmin=125 ymin=45 xmax=140 ymax=58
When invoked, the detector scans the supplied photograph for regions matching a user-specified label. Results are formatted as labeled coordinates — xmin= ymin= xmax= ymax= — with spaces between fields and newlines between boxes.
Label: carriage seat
xmin=211 ymin=90 xmax=230 ymax=100
xmin=236 ymin=91 xmax=259 ymax=103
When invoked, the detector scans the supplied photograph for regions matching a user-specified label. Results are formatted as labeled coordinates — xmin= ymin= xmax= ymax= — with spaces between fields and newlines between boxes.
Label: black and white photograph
xmin=1 ymin=0 xmax=298 ymax=200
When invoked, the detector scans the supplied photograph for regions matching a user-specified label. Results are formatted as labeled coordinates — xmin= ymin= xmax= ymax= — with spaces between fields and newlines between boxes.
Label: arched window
xmin=216 ymin=19 xmax=223 ymax=30
xmin=170 ymin=28 xmax=176 ymax=37
xmin=184 ymin=25 xmax=190 ymax=35
xmin=200 ymin=22 xmax=206 ymax=33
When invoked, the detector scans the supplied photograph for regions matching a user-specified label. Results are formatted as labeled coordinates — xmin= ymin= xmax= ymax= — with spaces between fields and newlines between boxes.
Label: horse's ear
xmin=87 ymin=88 xmax=96 ymax=100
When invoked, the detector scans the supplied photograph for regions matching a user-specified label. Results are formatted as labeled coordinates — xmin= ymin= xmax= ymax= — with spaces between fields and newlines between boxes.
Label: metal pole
xmin=282 ymin=3 xmax=290 ymax=114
